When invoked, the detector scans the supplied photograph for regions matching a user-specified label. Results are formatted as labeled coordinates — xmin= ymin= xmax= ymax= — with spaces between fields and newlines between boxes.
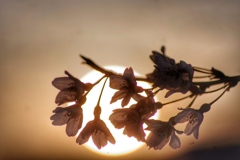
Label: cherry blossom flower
xmin=109 ymin=97 xmax=161 ymax=142
xmin=174 ymin=104 xmax=211 ymax=139
xmin=147 ymin=51 xmax=194 ymax=97
xmin=52 ymin=71 xmax=92 ymax=105
xmin=109 ymin=67 xmax=143 ymax=107
xmin=50 ymin=101 xmax=84 ymax=137
xmin=109 ymin=107 xmax=145 ymax=142
xmin=145 ymin=118 xmax=183 ymax=150
xmin=76 ymin=119 xmax=115 ymax=149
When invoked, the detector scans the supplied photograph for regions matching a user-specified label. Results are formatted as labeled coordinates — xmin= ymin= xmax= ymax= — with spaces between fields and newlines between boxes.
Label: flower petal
xmin=123 ymin=122 xmax=145 ymax=142
xmin=193 ymin=124 xmax=200 ymax=139
xmin=96 ymin=120 xmax=116 ymax=144
xmin=123 ymin=67 xmax=136 ymax=85
xmin=92 ymin=130 xmax=108 ymax=149
xmin=66 ymin=115 xmax=83 ymax=137
xmin=55 ymin=90 xmax=77 ymax=105
xmin=110 ymin=90 xmax=127 ymax=104
xmin=76 ymin=121 xmax=94 ymax=145
xmin=174 ymin=109 xmax=195 ymax=123
xmin=121 ymin=94 xmax=131 ymax=107
xmin=52 ymin=77 xmax=75 ymax=90
xmin=50 ymin=110 xmax=70 ymax=125
xmin=169 ymin=131 xmax=181 ymax=149
xmin=110 ymin=75 xmax=129 ymax=89
xmin=109 ymin=109 xmax=128 ymax=120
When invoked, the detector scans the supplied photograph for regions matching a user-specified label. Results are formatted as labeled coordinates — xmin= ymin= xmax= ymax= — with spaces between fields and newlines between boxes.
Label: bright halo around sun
xmin=76 ymin=66 xmax=160 ymax=156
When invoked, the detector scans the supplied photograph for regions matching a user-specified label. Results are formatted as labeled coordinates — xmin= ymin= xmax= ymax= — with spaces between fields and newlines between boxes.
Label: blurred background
xmin=0 ymin=0 xmax=240 ymax=159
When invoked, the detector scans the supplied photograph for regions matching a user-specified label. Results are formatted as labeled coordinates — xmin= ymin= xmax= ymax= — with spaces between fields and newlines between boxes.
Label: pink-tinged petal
xmin=169 ymin=131 xmax=181 ymax=149
xmin=76 ymin=134 xmax=90 ymax=145
xmin=121 ymin=94 xmax=131 ymax=107
xmin=174 ymin=109 xmax=195 ymax=123
xmin=92 ymin=130 xmax=108 ymax=149
xmin=145 ymin=120 xmax=166 ymax=131
xmin=123 ymin=67 xmax=135 ymax=83
xmin=154 ymin=135 xmax=169 ymax=150
xmin=109 ymin=109 xmax=129 ymax=122
xmin=110 ymin=90 xmax=127 ymax=104
xmin=107 ymin=134 xmax=116 ymax=144
xmin=146 ymin=132 xmax=159 ymax=148
xmin=184 ymin=121 xmax=200 ymax=137
xmin=55 ymin=90 xmax=77 ymax=105
xmin=52 ymin=77 xmax=75 ymax=90
xmin=96 ymin=120 xmax=116 ymax=144
xmin=110 ymin=75 xmax=128 ymax=89
xmin=193 ymin=124 xmax=200 ymax=139
xmin=109 ymin=111 xmax=128 ymax=129
xmin=132 ymin=93 xmax=145 ymax=102
xmin=184 ymin=111 xmax=203 ymax=137
xmin=123 ymin=122 xmax=145 ymax=142
xmin=66 ymin=115 xmax=83 ymax=137
xmin=76 ymin=121 xmax=95 ymax=145
xmin=50 ymin=111 xmax=69 ymax=125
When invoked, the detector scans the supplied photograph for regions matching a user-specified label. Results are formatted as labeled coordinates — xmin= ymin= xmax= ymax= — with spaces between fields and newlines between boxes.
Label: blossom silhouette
xmin=109 ymin=67 xmax=143 ymax=107
xmin=109 ymin=107 xmax=145 ymax=141
xmin=145 ymin=119 xmax=182 ymax=150
xmin=76 ymin=119 xmax=116 ymax=149
xmin=109 ymin=97 xmax=161 ymax=142
xmin=52 ymin=71 xmax=92 ymax=105
xmin=147 ymin=51 xmax=194 ymax=97
xmin=174 ymin=104 xmax=210 ymax=139
xmin=50 ymin=100 xmax=85 ymax=137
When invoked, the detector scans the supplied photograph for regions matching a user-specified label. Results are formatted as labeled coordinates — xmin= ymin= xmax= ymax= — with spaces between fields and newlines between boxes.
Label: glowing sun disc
xmin=78 ymin=66 xmax=160 ymax=156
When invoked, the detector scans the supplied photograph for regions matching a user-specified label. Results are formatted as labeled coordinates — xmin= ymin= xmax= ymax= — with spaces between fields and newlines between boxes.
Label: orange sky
xmin=0 ymin=0 xmax=240 ymax=159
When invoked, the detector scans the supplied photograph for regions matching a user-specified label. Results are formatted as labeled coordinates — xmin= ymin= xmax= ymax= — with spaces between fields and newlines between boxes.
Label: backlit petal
xmin=174 ymin=109 xmax=195 ymax=123
xmin=66 ymin=116 xmax=83 ymax=137
xmin=123 ymin=67 xmax=136 ymax=85
xmin=110 ymin=90 xmax=127 ymax=104
xmin=50 ymin=111 xmax=69 ymax=125
xmin=92 ymin=130 xmax=108 ymax=149
xmin=52 ymin=77 xmax=75 ymax=90
xmin=55 ymin=90 xmax=77 ymax=105
xmin=110 ymin=75 xmax=128 ymax=89
xmin=169 ymin=131 xmax=181 ymax=149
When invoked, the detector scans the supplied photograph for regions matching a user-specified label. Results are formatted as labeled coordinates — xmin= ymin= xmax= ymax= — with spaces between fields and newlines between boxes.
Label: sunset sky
xmin=1 ymin=0 xmax=240 ymax=159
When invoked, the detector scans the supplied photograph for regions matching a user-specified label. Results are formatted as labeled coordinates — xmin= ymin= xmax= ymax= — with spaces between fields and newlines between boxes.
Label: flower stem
xmin=193 ymin=66 xmax=212 ymax=72
xmin=162 ymin=94 xmax=193 ymax=106
xmin=94 ymin=77 xmax=108 ymax=119
xmin=202 ymin=84 xmax=228 ymax=94
xmin=193 ymin=75 xmax=240 ymax=86
xmin=194 ymin=68 xmax=212 ymax=74
xmin=186 ymin=95 xmax=198 ymax=108
xmin=84 ymin=75 xmax=106 ymax=97
xmin=97 ymin=77 xmax=108 ymax=106
xmin=209 ymin=86 xmax=230 ymax=105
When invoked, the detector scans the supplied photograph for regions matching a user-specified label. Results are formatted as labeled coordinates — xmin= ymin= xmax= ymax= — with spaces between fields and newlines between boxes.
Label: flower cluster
xmin=109 ymin=92 xmax=161 ymax=142
xmin=147 ymin=51 xmax=194 ymax=98
xmin=50 ymin=46 xmax=239 ymax=151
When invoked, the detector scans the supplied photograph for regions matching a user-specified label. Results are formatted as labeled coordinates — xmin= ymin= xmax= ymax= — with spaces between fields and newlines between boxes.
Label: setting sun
xmin=76 ymin=66 xmax=160 ymax=156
